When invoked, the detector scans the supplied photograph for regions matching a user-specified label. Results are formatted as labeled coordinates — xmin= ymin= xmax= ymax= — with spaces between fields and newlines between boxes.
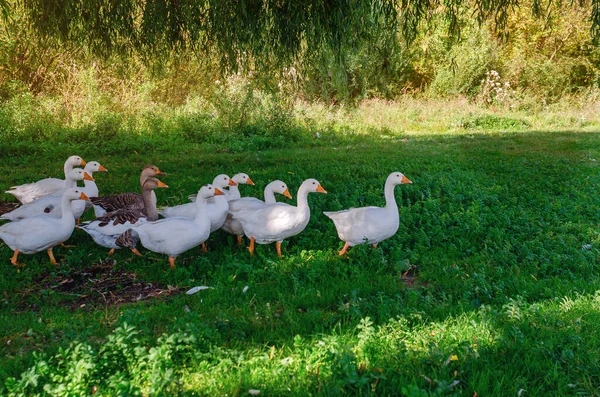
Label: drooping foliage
xmin=16 ymin=0 xmax=600 ymax=72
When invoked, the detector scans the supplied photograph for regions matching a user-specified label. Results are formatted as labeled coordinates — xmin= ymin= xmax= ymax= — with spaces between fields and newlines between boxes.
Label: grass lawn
xmin=1 ymin=104 xmax=600 ymax=395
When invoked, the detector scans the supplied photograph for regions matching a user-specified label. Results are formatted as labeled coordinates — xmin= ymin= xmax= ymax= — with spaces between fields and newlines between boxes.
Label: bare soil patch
xmin=400 ymin=264 xmax=425 ymax=288
xmin=14 ymin=260 xmax=180 ymax=311
xmin=0 ymin=201 xmax=18 ymax=216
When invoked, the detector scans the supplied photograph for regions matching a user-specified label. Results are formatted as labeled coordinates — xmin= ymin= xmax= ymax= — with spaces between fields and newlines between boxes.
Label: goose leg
xmin=237 ymin=235 xmax=243 ymax=246
xmin=107 ymin=248 xmax=115 ymax=256
xmin=201 ymin=243 xmax=207 ymax=253
xmin=276 ymin=241 xmax=282 ymax=257
xmin=372 ymin=244 xmax=378 ymax=249
xmin=248 ymin=237 xmax=255 ymax=256
xmin=168 ymin=257 xmax=176 ymax=269
xmin=338 ymin=242 xmax=350 ymax=256
xmin=47 ymin=248 xmax=57 ymax=265
xmin=10 ymin=249 xmax=20 ymax=266
xmin=61 ymin=242 xmax=76 ymax=248
xmin=130 ymin=248 xmax=143 ymax=257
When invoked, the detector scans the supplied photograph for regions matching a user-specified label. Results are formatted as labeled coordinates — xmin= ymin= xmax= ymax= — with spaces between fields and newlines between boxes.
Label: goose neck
xmin=60 ymin=196 xmax=76 ymax=223
xmin=142 ymin=188 xmax=158 ymax=221
xmin=295 ymin=187 xmax=310 ymax=213
xmin=194 ymin=198 xmax=209 ymax=223
xmin=65 ymin=177 xmax=78 ymax=189
xmin=263 ymin=188 xmax=276 ymax=205
xmin=384 ymin=181 xmax=398 ymax=210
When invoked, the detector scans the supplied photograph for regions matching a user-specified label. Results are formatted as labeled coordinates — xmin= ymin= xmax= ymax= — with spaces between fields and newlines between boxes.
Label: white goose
xmin=323 ymin=172 xmax=412 ymax=256
xmin=41 ymin=161 xmax=107 ymax=220
xmin=90 ymin=165 xmax=165 ymax=217
xmin=77 ymin=177 xmax=168 ymax=256
xmin=159 ymin=174 xmax=236 ymax=232
xmin=0 ymin=188 xmax=90 ymax=266
xmin=233 ymin=178 xmax=327 ymax=257
xmin=5 ymin=155 xmax=86 ymax=204
xmin=222 ymin=180 xmax=292 ymax=245
xmin=131 ymin=185 xmax=223 ymax=269
xmin=0 ymin=169 xmax=95 ymax=221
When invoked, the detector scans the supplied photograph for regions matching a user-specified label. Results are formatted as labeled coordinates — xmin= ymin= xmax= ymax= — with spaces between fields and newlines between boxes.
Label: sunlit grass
xmin=1 ymin=101 xmax=600 ymax=395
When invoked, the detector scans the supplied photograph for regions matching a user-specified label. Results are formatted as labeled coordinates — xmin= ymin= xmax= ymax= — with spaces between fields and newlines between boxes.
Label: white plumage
xmin=0 ymin=188 xmax=90 ymax=266
xmin=222 ymin=180 xmax=292 ymax=245
xmin=0 ymin=168 xmax=96 ymax=221
xmin=233 ymin=178 xmax=326 ymax=257
xmin=132 ymin=185 xmax=223 ymax=268
xmin=323 ymin=172 xmax=412 ymax=255
xmin=5 ymin=155 xmax=86 ymax=204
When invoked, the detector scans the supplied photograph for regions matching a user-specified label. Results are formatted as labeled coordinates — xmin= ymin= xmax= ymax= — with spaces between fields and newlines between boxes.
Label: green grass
xmin=1 ymin=102 xmax=600 ymax=395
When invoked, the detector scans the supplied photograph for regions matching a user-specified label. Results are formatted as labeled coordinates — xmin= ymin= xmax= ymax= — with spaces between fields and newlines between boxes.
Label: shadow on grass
xmin=1 ymin=127 xmax=600 ymax=394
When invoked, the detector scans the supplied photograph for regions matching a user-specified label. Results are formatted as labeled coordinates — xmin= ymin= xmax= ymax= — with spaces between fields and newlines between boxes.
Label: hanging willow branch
xmin=17 ymin=0 xmax=600 ymax=70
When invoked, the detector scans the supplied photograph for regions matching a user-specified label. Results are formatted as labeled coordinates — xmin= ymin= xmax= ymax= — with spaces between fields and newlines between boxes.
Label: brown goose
xmin=78 ymin=177 xmax=168 ymax=256
xmin=91 ymin=165 xmax=165 ymax=216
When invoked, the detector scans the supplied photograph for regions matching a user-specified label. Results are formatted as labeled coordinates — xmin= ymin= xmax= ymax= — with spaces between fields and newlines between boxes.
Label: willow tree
xmin=12 ymin=0 xmax=600 ymax=73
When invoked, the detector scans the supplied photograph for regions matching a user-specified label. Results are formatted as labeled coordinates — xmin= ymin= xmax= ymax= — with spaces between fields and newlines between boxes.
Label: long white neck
xmin=228 ymin=185 xmax=241 ymax=200
xmin=83 ymin=177 xmax=98 ymax=197
xmin=384 ymin=180 xmax=398 ymax=211
xmin=295 ymin=186 xmax=311 ymax=217
xmin=64 ymin=162 xmax=75 ymax=179
xmin=65 ymin=176 xmax=79 ymax=189
xmin=264 ymin=187 xmax=276 ymax=204
xmin=60 ymin=196 xmax=77 ymax=223
xmin=194 ymin=197 xmax=209 ymax=224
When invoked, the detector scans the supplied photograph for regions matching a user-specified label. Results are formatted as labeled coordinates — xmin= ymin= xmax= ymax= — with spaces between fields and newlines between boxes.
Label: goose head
xmin=84 ymin=161 xmax=108 ymax=174
xmin=212 ymin=174 xmax=236 ymax=189
xmin=66 ymin=155 xmax=86 ymax=167
xmin=300 ymin=178 xmax=327 ymax=194
xmin=142 ymin=177 xmax=169 ymax=191
xmin=65 ymin=188 xmax=90 ymax=202
xmin=142 ymin=165 xmax=166 ymax=178
xmin=232 ymin=173 xmax=254 ymax=186
xmin=269 ymin=180 xmax=293 ymax=199
xmin=387 ymin=172 xmax=412 ymax=185
xmin=67 ymin=168 xmax=95 ymax=182
xmin=197 ymin=184 xmax=225 ymax=201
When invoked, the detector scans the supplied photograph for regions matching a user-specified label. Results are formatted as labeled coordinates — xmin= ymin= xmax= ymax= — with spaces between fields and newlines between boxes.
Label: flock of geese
xmin=0 ymin=156 xmax=412 ymax=268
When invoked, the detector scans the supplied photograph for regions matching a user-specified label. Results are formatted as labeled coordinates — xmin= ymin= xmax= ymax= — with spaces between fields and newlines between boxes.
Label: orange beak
xmin=316 ymin=184 xmax=327 ymax=194
xmin=98 ymin=165 xmax=108 ymax=172
xmin=83 ymin=172 xmax=95 ymax=181
xmin=157 ymin=180 xmax=168 ymax=188
xmin=283 ymin=188 xmax=292 ymax=199
xmin=229 ymin=179 xmax=238 ymax=186
xmin=80 ymin=159 xmax=87 ymax=166
xmin=79 ymin=192 xmax=90 ymax=201
xmin=401 ymin=175 xmax=412 ymax=184
xmin=246 ymin=177 xmax=255 ymax=185
xmin=156 ymin=168 xmax=165 ymax=175
xmin=214 ymin=187 xmax=225 ymax=195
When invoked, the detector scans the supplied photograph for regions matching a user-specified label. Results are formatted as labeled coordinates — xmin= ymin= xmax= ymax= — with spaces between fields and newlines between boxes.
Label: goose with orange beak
xmin=1 ymin=169 xmax=95 ymax=221
xmin=91 ymin=164 xmax=165 ymax=217
xmin=160 ymin=173 xmax=237 ymax=232
xmin=233 ymin=178 xmax=327 ymax=257
xmin=131 ymin=184 xmax=224 ymax=269
xmin=0 ymin=188 xmax=90 ymax=266
xmin=78 ymin=177 xmax=168 ymax=257
xmin=324 ymin=172 xmax=412 ymax=256
xmin=223 ymin=180 xmax=293 ymax=246
xmin=5 ymin=155 xmax=86 ymax=204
